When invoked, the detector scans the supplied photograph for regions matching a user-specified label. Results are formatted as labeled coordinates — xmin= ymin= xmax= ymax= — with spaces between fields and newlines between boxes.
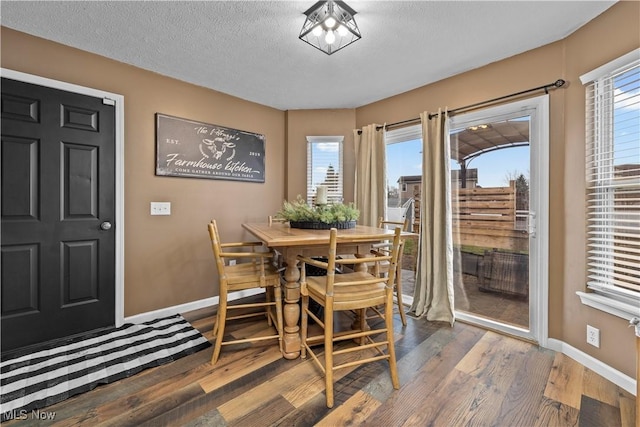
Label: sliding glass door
xmin=384 ymin=97 xmax=548 ymax=343
xmin=449 ymin=96 xmax=549 ymax=343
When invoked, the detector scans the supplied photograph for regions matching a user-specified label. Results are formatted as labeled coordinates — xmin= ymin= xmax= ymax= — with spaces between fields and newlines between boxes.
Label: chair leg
xmin=300 ymin=293 xmax=309 ymax=359
xmin=385 ymin=294 xmax=400 ymax=390
xmin=324 ymin=299 xmax=335 ymax=408
xmin=358 ymin=308 xmax=367 ymax=346
xmin=212 ymin=310 xmax=219 ymax=337
xmin=266 ymin=286 xmax=273 ymax=326
xmin=211 ymin=291 xmax=228 ymax=365
xmin=274 ymin=284 xmax=284 ymax=353
xmin=395 ymin=269 xmax=408 ymax=326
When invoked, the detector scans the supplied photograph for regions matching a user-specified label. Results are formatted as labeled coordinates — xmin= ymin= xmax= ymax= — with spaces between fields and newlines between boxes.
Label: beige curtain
xmin=410 ymin=110 xmax=455 ymax=325
xmin=353 ymin=124 xmax=386 ymax=226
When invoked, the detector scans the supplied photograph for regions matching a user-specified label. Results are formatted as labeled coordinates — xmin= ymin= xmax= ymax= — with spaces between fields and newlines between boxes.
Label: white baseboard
xmin=123 ymin=288 xmax=264 ymax=325
xmin=546 ymin=338 xmax=636 ymax=396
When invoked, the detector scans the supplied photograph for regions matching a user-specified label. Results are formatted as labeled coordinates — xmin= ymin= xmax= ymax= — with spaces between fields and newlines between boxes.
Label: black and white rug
xmin=0 ymin=314 xmax=210 ymax=420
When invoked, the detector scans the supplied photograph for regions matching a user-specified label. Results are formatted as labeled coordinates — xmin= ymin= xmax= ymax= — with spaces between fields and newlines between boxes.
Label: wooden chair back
xmin=268 ymin=215 xmax=287 ymax=226
xmin=328 ymin=228 xmax=402 ymax=309
xmin=378 ymin=216 xmax=408 ymax=231
xmin=208 ymin=220 xmax=227 ymax=275
xmin=371 ymin=217 xmax=409 ymax=325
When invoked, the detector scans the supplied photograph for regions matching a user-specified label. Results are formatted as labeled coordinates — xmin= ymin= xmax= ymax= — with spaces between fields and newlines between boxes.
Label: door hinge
xmin=103 ymin=97 xmax=116 ymax=106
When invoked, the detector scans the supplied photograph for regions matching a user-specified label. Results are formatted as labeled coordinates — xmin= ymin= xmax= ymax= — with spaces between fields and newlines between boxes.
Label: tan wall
xmin=355 ymin=1 xmax=640 ymax=377
xmin=285 ymin=109 xmax=356 ymax=203
xmin=1 ymin=28 xmax=286 ymax=317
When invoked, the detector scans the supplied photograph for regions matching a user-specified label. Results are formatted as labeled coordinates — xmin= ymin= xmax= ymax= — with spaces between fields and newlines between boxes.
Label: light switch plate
xmin=150 ymin=202 xmax=171 ymax=216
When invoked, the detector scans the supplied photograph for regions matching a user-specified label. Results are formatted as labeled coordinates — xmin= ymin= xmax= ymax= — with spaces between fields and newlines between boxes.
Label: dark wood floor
xmin=4 ymin=302 xmax=635 ymax=427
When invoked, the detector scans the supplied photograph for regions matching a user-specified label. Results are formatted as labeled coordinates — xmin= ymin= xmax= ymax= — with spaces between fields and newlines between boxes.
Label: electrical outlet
xmin=228 ymin=259 xmax=236 ymax=266
xmin=150 ymin=202 xmax=171 ymax=216
xmin=587 ymin=325 xmax=600 ymax=348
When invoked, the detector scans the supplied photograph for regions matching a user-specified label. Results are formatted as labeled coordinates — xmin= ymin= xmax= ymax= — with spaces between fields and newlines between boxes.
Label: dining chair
xmin=268 ymin=215 xmax=287 ymax=226
xmin=207 ymin=220 xmax=284 ymax=365
xmin=297 ymin=226 xmax=403 ymax=408
xmin=369 ymin=217 xmax=409 ymax=326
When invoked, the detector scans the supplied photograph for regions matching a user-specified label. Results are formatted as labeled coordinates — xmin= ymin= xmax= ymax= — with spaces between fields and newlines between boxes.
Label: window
xmin=385 ymin=125 xmax=422 ymax=227
xmin=578 ymin=49 xmax=640 ymax=319
xmin=306 ymin=136 xmax=344 ymax=205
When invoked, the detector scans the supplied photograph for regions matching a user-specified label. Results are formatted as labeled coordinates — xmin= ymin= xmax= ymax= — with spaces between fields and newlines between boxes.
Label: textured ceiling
xmin=1 ymin=1 xmax=616 ymax=110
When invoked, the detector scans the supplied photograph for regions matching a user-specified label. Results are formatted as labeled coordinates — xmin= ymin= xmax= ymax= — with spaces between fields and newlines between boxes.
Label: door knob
xmin=100 ymin=221 xmax=112 ymax=230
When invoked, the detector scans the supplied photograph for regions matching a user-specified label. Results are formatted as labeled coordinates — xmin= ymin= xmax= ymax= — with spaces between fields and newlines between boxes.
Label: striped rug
xmin=0 ymin=314 xmax=210 ymax=420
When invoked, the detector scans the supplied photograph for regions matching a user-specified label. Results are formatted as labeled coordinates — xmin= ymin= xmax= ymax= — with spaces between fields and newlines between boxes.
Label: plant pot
xmin=289 ymin=220 xmax=356 ymax=230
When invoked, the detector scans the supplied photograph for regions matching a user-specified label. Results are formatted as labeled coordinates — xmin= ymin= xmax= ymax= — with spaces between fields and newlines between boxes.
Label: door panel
xmin=1 ymin=77 xmax=116 ymax=351
xmin=63 ymin=142 xmax=98 ymax=218
xmin=1 ymin=136 xmax=38 ymax=218
xmin=1 ymin=244 xmax=39 ymax=315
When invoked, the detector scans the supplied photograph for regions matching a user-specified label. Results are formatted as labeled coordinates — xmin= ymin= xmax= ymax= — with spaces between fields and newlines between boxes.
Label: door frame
xmin=449 ymin=95 xmax=549 ymax=346
xmin=1 ymin=68 xmax=126 ymax=328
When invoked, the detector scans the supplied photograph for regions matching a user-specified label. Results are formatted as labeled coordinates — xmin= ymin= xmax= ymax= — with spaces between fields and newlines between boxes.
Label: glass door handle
xmin=528 ymin=211 xmax=536 ymax=237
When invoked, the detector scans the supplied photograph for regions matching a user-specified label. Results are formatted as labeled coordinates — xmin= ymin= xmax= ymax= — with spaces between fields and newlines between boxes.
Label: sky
xmin=386 ymin=139 xmax=530 ymax=190
xmin=310 ymin=138 xmax=532 ymax=195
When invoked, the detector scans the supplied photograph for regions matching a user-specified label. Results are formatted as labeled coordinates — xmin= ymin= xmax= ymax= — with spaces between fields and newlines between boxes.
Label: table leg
xmin=351 ymin=252 xmax=369 ymax=333
xmin=281 ymin=253 xmax=301 ymax=359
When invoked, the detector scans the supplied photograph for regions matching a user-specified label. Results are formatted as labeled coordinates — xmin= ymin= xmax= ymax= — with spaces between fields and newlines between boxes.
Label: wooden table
xmin=243 ymin=222 xmax=413 ymax=359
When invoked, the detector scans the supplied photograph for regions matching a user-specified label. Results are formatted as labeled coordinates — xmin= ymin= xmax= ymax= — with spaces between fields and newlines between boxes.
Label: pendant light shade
xmin=299 ymin=1 xmax=361 ymax=55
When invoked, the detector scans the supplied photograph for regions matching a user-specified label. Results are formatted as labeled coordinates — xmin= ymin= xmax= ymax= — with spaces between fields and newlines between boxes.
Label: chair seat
xmin=225 ymin=263 xmax=281 ymax=288
xmin=306 ymin=272 xmax=387 ymax=310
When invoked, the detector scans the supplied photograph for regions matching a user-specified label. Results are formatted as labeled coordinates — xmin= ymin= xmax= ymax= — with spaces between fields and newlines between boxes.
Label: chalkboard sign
xmin=155 ymin=113 xmax=265 ymax=183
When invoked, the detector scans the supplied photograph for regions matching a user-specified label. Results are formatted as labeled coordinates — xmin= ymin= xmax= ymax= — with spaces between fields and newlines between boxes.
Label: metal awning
xmin=449 ymin=119 xmax=530 ymax=164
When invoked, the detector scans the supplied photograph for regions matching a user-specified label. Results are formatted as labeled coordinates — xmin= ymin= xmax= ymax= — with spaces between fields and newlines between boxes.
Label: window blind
xmin=306 ymin=136 xmax=344 ymax=205
xmin=584 ymin=53 xmax=640 ymax=294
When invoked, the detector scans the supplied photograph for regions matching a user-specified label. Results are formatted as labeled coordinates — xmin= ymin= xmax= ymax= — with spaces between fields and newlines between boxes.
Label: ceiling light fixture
xmin=299 ymin=1 xmax=361 ymax=55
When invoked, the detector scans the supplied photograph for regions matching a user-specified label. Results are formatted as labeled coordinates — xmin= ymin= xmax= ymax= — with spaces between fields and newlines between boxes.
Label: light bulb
xmin=324 ymin=17 xmax=336 ymax=28
xmin=312 ymin=25 xmax=323 ymax=37
xmin=336 ymin=25 xmax=348 ymax=36
xmin=325 ymin=29 xmax=336 ymax=44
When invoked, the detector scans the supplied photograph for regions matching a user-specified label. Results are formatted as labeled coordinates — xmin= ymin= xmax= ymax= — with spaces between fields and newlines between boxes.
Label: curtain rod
xmin=358 ymin=79 xmax=566 ymax=134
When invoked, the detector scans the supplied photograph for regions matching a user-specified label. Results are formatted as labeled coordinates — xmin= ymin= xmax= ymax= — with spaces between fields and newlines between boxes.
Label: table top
xmin=243 ymin=222 xmax=417 ymax=248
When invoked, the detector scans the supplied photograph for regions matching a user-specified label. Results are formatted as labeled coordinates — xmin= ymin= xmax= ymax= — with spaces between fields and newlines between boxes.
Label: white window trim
xmin=577 ymin=290 xmax=640 ymax=321
xmin=579 ymin=48 xmax=640 ymax=85
xmin=577 ymin=48 xmax=640 ymax=321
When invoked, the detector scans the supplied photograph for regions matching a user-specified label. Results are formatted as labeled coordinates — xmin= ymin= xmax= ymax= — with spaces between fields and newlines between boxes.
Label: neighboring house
xmin=397 ymin=175 xmax=422 ymax=204
xmin=398 ymin=168 xmax=479 ymax=202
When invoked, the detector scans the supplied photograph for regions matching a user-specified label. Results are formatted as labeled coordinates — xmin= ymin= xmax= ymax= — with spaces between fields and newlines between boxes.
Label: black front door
xmin=1 ymin=77 xmax=116 ymax=352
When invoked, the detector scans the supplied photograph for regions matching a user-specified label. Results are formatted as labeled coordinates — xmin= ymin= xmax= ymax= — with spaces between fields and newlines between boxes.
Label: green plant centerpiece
xmin=277 ymin=196 xmax=359 ymax=229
